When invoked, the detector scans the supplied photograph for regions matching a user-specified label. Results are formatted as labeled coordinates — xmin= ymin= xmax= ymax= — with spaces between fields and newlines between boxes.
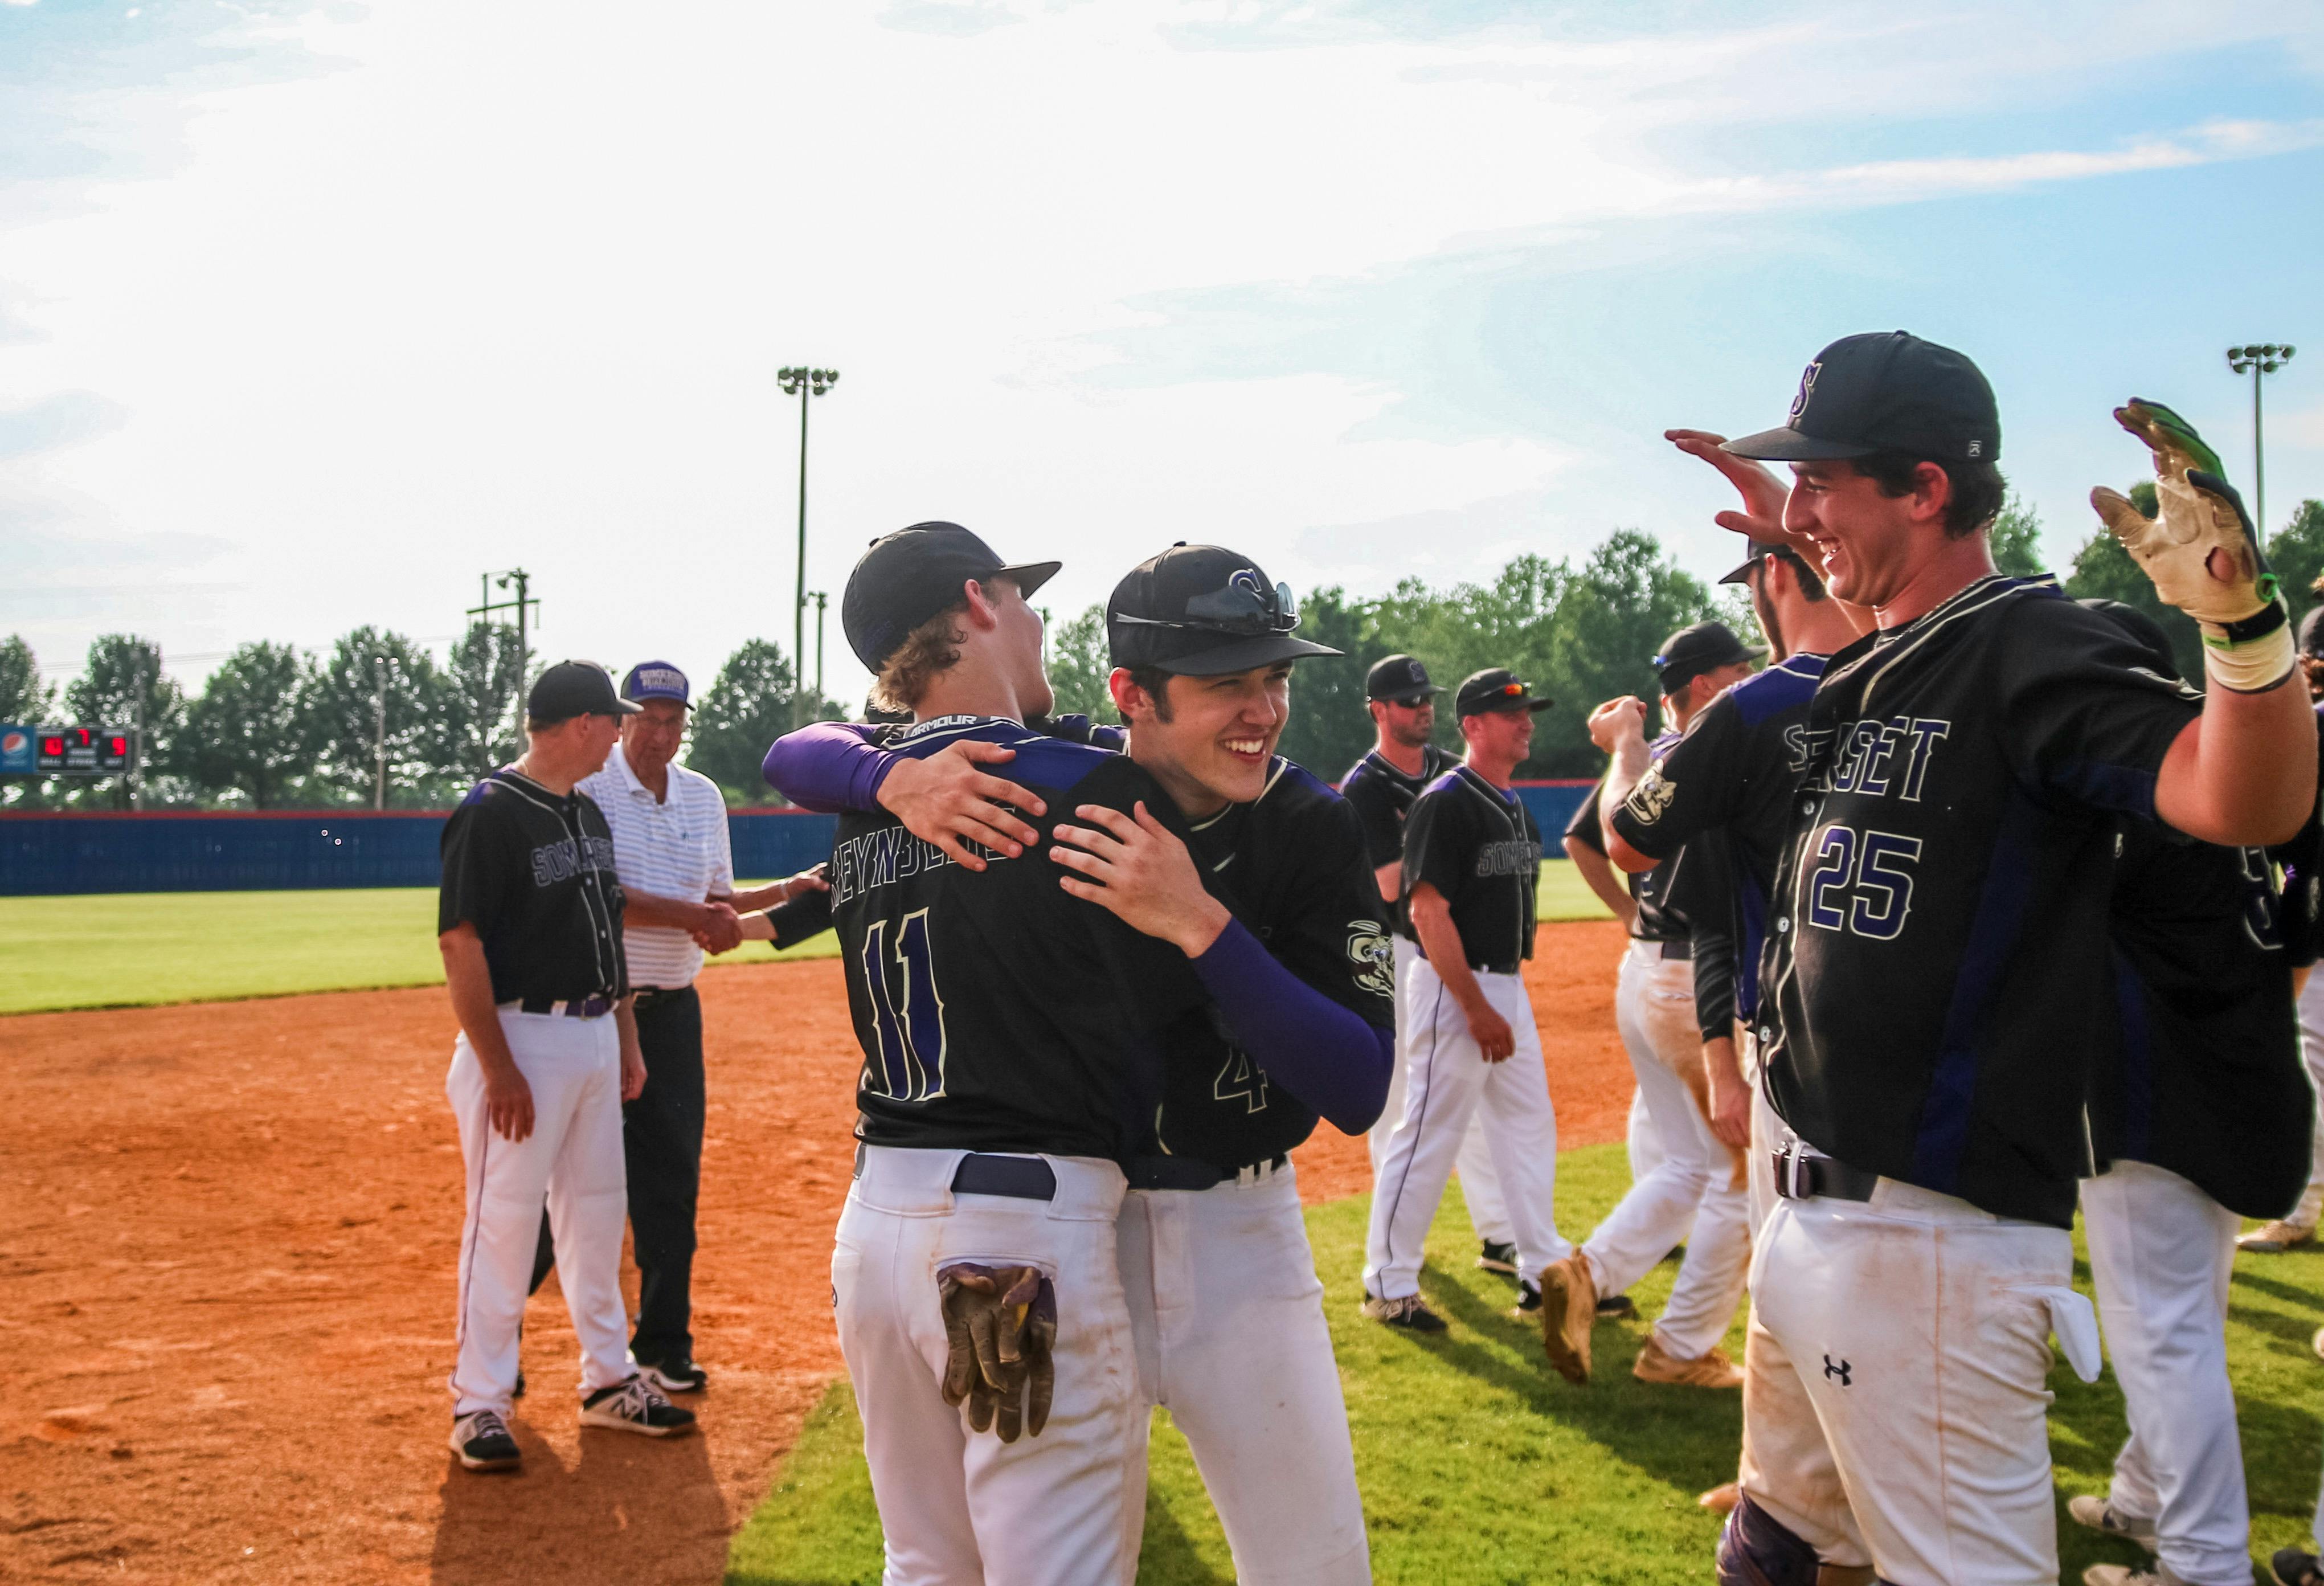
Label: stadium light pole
xmin=776 ymin=366 xmax=840 ymax=729
xmin=2228 ymin=344 xmax=2297 ymax=542
xmin=371 ymin=653 xmax=399 ymax=810
xmin=811 ymin=590 xmax=829 ymax=708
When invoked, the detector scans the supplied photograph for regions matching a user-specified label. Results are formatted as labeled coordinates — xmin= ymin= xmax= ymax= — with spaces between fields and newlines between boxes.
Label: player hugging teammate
xmin=766 ymin=528 xmax=1393 ymax=1585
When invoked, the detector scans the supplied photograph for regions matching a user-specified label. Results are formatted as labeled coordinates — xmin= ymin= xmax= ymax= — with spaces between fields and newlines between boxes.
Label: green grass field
xmin=727 ymin=1147 xmax=2324 ymax=1586
xmin=0 ymin=861 xmax=1615 ymax=1015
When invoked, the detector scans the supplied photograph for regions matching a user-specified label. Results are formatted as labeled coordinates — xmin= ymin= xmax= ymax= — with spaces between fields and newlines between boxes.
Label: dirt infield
xmin=1 ymin=919 xmax=1635 ymax=1585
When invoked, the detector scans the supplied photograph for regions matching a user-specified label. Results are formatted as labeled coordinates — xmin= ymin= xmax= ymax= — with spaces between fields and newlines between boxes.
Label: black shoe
xmin=1476 ymin=1240 xmax=1519 ymax=1276
xmin=449 ymin=1409 xmax=521 ymax=1471
xmin=1512 ymin=1281 xmax=1542 ymax=1317
xmin=1360 ymin=1293 xmax=1447 ymax=1332
xmin=581 ymin=1375 xmax=697 ymax=1437
xmin=2274 ymin=1547 xmax=2323 ymax=1586
xmin=640 ymin=1356 xmax=709 ymax=1395
xmin=1596 ymin=1294 xmax=1638 ymax=1321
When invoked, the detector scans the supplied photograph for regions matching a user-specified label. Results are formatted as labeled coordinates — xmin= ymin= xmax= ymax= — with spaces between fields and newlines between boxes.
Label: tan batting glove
xmin=2090 ymin=398 xmax=2292 ymax=692
xmin=936 ymin=1262 xmax=1057 ymax=1442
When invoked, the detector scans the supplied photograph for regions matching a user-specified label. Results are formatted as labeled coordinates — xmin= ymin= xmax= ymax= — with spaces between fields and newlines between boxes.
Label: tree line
xmin=6 ymin=495 xmax=2319 ymax=810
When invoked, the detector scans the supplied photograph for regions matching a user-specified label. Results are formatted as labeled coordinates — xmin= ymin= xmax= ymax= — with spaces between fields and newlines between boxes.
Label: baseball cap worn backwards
xmin=841 ymin=521 xmax=1061 ymax=673
xmin=1454 ymin=668 xmax=1552 ymax=718
xmin=1722 ymin=330 xmax=2000 ymax=466
xmin=1654 ymin=621 xmax=1765 ymax=694
xmin=1366 ymin=653 xmax=1443 ymax=703
xmin=622 ymin=660 xmax=691 ymax=707
xmin=529 ymin=660 xmax=641 ymax=725
xmin=1107 ymin=543 xmax=1342 ymax=676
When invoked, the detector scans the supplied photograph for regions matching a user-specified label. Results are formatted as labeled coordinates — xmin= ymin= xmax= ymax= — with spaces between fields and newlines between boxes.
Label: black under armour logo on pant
xmin=1823 ymin=1354 xmax=1852 ymax=1387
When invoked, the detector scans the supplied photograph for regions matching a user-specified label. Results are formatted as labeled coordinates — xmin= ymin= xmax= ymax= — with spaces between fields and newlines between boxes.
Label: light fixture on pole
xmin=776 ymin=366 xmax=840 ymax=729
xmin=2227 ymin=344 xmax=2297 ymax=541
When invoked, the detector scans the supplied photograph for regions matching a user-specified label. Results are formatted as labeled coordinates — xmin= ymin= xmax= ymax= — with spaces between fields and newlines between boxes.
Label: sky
xmin=2 ymin=0 xmax=2320 ymax=712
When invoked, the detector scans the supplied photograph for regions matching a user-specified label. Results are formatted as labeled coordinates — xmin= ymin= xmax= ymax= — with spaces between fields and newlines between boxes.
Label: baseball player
xmin=1362 ymin=669 xmax=1571 ymax=1331
xmin=803 ymin=525 xmax=1388 ymax=1586
xmin=2241 ymin=604 xmax=2324 ymax=1255
xmin=770 ymin=542 xmax=1397 ymax=1584
xmin=439 ymin=661 xmax=697 ymax=1473
xmin=1536 ymin=622 xmax=1759 ymax=1387
xmin=2071 ymin=599 xmax=2312 ymax=1586
xmin=1684 ymin=333 xmax=2314 ymax=1586
xmin=1341 ymin=654 xmax=1515 ymax=1277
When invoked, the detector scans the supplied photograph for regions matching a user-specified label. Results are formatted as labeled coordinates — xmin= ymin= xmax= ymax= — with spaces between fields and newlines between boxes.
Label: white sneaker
xmin=580 ymin=1374 xmax=697 ymax=1437
xmin=2066 ymin=1495 xmax=2157 ymax=1551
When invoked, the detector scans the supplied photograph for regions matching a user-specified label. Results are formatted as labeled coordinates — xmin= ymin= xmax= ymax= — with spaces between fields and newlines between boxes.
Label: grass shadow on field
xmin=729 ymin=1147 xmax=2324 ymax=1586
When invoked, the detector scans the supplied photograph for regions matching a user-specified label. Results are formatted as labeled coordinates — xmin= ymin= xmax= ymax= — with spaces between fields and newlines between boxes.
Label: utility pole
xmin=2227 ymin=344 xmax=2297 ymax=541
xmin=812 ymin=591 xmax=829 ymax=708
xmin=129 ymin=648 xmax=146 ymax=812
xmin=776 ymin=366 xmax=840 ymax=728
xmin=371 ymin=653 xmax=396 ymax=810
xmin=468 ymin=569 xmax=540 ymax=756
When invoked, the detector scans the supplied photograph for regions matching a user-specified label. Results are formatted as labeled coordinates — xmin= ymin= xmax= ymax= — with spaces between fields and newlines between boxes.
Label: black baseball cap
xmin=528 ymin=660 xmax=641 ymax=725
xmin=2300 ymin=605 xmax=2324 ymax=660
xmin=1722 ymin=331 xmax=2000 ymax=466
xmin=1654 ymin=621 xmax=1764 ymax=694
xmin=842 ymin=522 xmax=1061 ymax=672
xmin=2081 ymin=598 xmax=2181 ymax=682
xmin=1454 ymin=668 xmax=1552 ymax=718
xmin=1107 ymin=544 xmax=1341 ymax=676
xmin=1366 ymin=653 xmax=1443 ymax=703
xmin=1720 ymin=540 xmax=1794 ymax=586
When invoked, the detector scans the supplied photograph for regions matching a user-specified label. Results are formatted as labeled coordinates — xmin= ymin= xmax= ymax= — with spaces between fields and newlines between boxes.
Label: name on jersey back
xmin=832 ymin=824 xmax=1006 ymax=905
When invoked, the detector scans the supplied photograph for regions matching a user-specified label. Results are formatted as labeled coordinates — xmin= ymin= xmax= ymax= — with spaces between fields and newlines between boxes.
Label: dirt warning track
xmin=1 ymin=920 xmax=1634 ymax=1584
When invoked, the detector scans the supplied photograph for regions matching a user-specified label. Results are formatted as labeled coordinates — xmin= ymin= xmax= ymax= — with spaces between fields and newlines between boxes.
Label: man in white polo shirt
xmin=545 ymin=659 xmax=824 ymax=1394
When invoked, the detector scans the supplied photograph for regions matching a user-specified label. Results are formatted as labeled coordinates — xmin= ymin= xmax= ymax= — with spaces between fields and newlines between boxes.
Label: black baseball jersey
xmin=1401 ymin=765 xmax=1541 ymax=972
xmin=1758 ymin=577 xmax=2202 ymax=1227
xmin=830 ymin=716 xmax=1208 ymax=1160
xmin=1341 ymin=744 xmax=1459 ymax=870
xmin=1611 ymin=654 xmax=1828 ymax=1025
xmin=2267 ymin=702 xmax=2324 ymax=970
xmin=1155 ymin=759 xmax=1398 ymax=1170
xmin=1568 ymin=731 xmax=1692 ymax=945
xmin=437 ymin=769 xmax=629 ymax=1004
xmin=2095 ymin=824 xmax=2309 ymax=1219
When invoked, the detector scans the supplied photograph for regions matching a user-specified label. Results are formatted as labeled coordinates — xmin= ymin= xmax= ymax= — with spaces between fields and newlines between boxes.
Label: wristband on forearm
xmin=2201 ymin=598 xmax=2296 ymax=693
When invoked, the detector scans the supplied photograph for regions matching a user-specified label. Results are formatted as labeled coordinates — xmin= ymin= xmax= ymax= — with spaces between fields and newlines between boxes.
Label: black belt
xmin=633 ymin=985 xmax=692 ymax=1009
xmin=1467 ymin=962 xmax=1521 ymax=977
xmin=950 ymin=1154 xmax=1059 ymax=1201
xmin=1124 ymin=1154 xmax=1290 ymax=1192
xmin=506 ymin=994 xmax=615 ymax=1019
xmin=1772 ymin=1144 xmax=1879 ymax=1203
xmin=1657 ymin=939 xmax=1692 ymax=961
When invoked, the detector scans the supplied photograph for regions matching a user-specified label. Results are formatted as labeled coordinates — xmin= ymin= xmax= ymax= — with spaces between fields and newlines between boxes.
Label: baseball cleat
xmin=1540 ymin=1253 xmax=1598 ymax=1383
xmin=1595 ymin=1293 xmax=1638 ymax=1321
xmin=1697 ymin=1481 xmax=1740 ymax=1515
xmin=1475 ymin=1240 xmax=1518 ymax=1276
xmin=2065 ymin=1495 xmax=2157 ymax=1551
xmin=448 ymin=1409 xmax=521 ymax=1471
xmin=1631 ymin=1334 xmax=1744 ymax=1389
xmin=1511 ymin=1281 xmax=1541 ymax=1317
xmin=1359 ymin=1293 xmax=1447 ymax=1333
xmin=640 ymin=1358 xmax=709 ymax=1395
xmin=580 ymin=1375 xmax=698 ymax=1437
xmin=2238 ymin=1219 xmax=2315 ymax=1254
xmin=2272 ymin=1547 xmax=2323 ymax=1586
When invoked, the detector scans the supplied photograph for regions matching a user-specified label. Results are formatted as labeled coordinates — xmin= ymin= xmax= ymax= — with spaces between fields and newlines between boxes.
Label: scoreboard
xmin=0 ymin=725 xmax=131 ymax=775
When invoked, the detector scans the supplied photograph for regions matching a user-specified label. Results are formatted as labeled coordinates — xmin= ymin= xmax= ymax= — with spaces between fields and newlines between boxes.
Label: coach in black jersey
xmin=437 ymin=661 xmax=695 ymax=1471
xmin=1341 ymin=653 xmax=1515 ymax=1269
xmin=1674 ymin=333 xmax=2315 ymax=1586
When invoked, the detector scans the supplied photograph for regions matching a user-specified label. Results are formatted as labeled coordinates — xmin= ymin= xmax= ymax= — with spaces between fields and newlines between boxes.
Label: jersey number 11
xmin=860 ymin=909 xmax=950 ymax=1101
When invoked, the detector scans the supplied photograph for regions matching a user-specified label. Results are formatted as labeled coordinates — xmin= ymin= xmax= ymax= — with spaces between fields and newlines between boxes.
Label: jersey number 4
xmin=860 ymin=910 xmax=949 ymax=1101
xmin=1803 ymin=823 xmax=1922 ymax=941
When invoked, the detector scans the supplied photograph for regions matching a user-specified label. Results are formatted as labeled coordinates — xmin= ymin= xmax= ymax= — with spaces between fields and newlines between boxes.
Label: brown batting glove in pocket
xmin=936 ymin=1262 xmax=1058 ymax=1442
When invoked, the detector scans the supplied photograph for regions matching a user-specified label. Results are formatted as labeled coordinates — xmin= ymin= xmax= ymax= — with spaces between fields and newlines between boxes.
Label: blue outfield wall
xmin=0 ymin=783 xmax=1593 ymax=897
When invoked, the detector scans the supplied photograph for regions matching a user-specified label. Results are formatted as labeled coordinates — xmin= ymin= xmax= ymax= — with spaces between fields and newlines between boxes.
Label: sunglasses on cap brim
xmin=1114 ymin=578 xmax=1302 ymax=637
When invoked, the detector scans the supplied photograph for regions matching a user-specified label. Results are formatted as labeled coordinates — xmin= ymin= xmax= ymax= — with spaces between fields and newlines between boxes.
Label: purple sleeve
xmin=1189 ymin=918 xmax=1394 ymax=1135
xmin=760 ymin=721 xmax=897 ymax=814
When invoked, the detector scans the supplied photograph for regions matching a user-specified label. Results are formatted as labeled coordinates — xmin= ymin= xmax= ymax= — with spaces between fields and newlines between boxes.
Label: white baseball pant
xmin=1376 ymin=935 xmax=1508 ymax=1245
xmin=1120 ymin=1165 xmax=1369 ymax=1586
xmin=2080 ymin=1162 xmax=2252 ymax=1586
xmin=1628 ymin=1085 xmax=1664 ymax=1180
xmin=2290 ymin=970 xmax=2324 ymax=1231
xmin=446 ymin=1009 xmax=634 ymax=1416
xmin=1578 ymin=943 xmax=1749 ymax=1359
xmin=833 ymin=1147 xmax=1144 ymax=1586
xmin=1742 ymin=1178 xmax=2100 ymax=1586
xmin=1364 ymin=956 xmax=1570 ymax=1298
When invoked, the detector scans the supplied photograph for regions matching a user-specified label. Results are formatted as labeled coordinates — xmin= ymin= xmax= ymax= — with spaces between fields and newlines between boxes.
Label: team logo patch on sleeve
xmin=1625 ymin=765 xmax=1677 ymax=824
xmin=1346 ymin=920 xmax=1395 ymax=999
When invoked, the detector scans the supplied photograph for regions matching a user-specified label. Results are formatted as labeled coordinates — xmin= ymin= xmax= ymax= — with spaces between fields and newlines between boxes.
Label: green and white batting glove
xmin=2090 ymin=398 xmax=2292 ymax=692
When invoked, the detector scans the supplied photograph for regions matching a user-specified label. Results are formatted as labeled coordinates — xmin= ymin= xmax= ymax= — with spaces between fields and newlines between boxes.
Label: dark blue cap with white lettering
xmin=1722 ymin=330 xmax=2000 ymax=465
xmin=621 ymin=660 xmax=691 ymax=708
